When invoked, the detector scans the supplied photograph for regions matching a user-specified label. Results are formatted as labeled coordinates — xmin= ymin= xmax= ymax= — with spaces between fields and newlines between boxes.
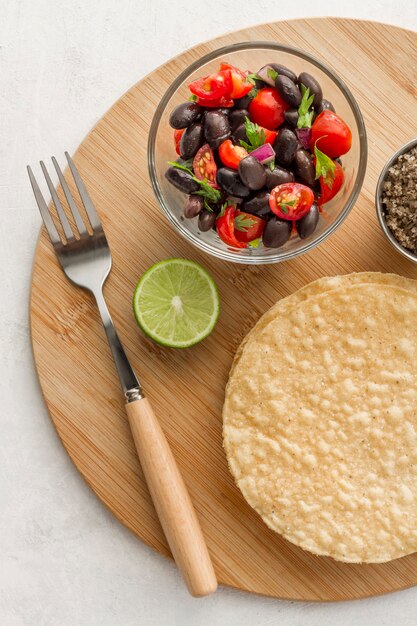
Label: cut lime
xmin=133 ymin=258 xmax=220 ymax=348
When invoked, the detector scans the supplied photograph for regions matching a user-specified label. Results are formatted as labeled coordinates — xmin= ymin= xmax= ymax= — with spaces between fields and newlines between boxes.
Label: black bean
xmin=232 ymin=123 xmax=249 ymax=145
xmin=165 ymin=167 xmax=199 ymax=194
xmin=275 ymin=75 xmax=301 ymax=108
xmin=298 ymin=72 xmax=323 ymax=109
xmin=294 ymin=149 xmax=315 ymax=187
xmin=316 ymin=98 xmax=335 ymax=114
xmin=204 ymin=111 xmax=230 ymax=149
xmin=269 ymin=63 xmax=298 ymax=83
xmin=273 ymin=129 xmax=298 ymax=167
xmin=180 ymin=123 xmax=204 ymax=159
xmin=198 ymin=210 xmax=216 ymax=232
xmin=234 ymin=95 xmax=252 ymax=110
xmin=229 ymin=109 xmax=249 ymax=132
xmin=183 ymin=195 xmax=203 ymax=219
xmin=262 ymin=216 xmax=292 ymax=248
xmin=296 ymin=202 xmax=319 ymax=239
xmin=243 ymin=191 xmax=271 ymax=216
xmin=201 ymin=108 xmax=230 ymax=123
xmin=169 ymin=102 xmax=201 ymax=129
xmin=238 ymin=156 xmax=267 ymax=191
xmin=265 ymin=166 xmax=295 ymax=189
xmin=284 ymin=109 xmax=299 ymax=128
xmin=216 ymin=168 xmax=250 ymax=198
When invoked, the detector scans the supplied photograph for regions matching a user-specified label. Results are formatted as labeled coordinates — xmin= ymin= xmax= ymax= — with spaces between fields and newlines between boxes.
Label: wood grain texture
xmin=30 ymin=19 xmax=417 ymax=601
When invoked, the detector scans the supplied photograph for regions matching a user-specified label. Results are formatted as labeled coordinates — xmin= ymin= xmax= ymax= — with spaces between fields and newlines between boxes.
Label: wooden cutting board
xmin=30 ymin=18 xmax=417 ymax=601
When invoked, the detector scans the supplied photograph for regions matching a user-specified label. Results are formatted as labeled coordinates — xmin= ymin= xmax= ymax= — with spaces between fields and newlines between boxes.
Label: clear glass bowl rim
xmin=148 ymin=41 xmax=368 ymax=264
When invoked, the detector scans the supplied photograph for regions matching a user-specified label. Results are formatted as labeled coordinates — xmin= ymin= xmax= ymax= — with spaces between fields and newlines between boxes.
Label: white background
xmin=1 ymin=1 xmax=417 ymax=624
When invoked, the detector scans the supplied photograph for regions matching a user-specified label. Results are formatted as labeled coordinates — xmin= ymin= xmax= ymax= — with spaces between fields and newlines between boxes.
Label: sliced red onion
xmin=257 ymin=65 xmax=277 ymax=87
xmin=296 ymin=128 xmax=312 ymax=150
xmin=250 ymin=143 xmax=276 ymax=164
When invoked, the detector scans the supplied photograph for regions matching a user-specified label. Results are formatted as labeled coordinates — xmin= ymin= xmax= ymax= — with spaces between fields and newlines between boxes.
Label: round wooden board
xmin=31 ymin=19 xmax=417 ymax=601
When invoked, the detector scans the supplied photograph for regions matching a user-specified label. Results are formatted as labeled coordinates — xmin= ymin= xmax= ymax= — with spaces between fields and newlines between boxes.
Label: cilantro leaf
xmin=234 ymin=213 xmax=256 ymax=232
xmin=297 ymin=84 xmax=315 ymax=129
xmin=167 ymin=160 xmax=193 ymax=174
xmin=245 ymin=73 xmax=261 ymax=86
xmin=239 ymin=117 xmax=266 ymax=152
xmin=218 ymin=202 xmax=228 ymax=218
xmin=247 ymin=87 xmax=259 ymax=100
xmin=168 ymin=160 xmax=221 ymax=204
xmin=267 ymin=67 xmax=278 ymax=81
xmin=248 ymin=238 xmax=262 ymax=249
xmin=268 ymin=159 xmax=275 ymax=171
xmin=314 ymin=141 xmax=335 ymax=188
xmin=188 ymin=94 xmax=197 ymax=102
xmin=277 ymin=199 xmax=296 ymax=214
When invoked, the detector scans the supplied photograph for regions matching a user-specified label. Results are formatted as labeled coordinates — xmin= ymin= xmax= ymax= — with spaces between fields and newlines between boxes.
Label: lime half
xmin=133 ymin=258 xmax=220 ymax=348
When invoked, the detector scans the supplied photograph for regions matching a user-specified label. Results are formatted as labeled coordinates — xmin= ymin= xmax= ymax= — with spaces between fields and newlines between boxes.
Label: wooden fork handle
xmin=125 ymin=397 xmax=218 ymax=597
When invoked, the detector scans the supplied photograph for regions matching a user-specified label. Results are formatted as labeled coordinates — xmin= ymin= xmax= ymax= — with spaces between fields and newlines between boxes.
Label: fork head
xmin=28 ymin=152 xmax=111 ymax=294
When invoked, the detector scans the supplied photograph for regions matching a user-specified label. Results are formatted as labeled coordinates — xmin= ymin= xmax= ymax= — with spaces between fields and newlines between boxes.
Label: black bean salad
xmin=165 ymin=61 xmax=352 ymax=249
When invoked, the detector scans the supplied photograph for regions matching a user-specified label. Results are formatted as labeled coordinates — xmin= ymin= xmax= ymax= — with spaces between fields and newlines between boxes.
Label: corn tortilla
xmin=224 ymin=280 xmax=417 ymax=563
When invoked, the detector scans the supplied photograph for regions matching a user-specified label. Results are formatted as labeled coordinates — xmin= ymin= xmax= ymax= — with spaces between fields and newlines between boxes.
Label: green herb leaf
xmin=239 ymin=117 xmax=266 ymax=152
xmin=188 ymin=94 xmax=197 ymax=102
xmin=168 ymin=160 xmax=221 ymax=204
xmin=297 ymin=84 xmax=315 ymax=129
xmin=218 ymin=202 xmax=228 ymax=218
xmin=247 ymin=87 xmax=259 ymax=100
xmin=314 ymin=141 xmax=335 ymax=188
xmin=267 ymin=67 xmax=278 ymax=81
xmin=194 ymin=179 xmax=221 ymax=204
xmin=278 ymin=199 xmax=296 ymax=214
xmin=234 ymin=213 xmax=256 ymax=232
xmin=168 ymin=160 xmax=193 ymax=175
xmin=268 ymin=159 xmax=275 ymax=171
xmin=245 ymin=73 xmax=261 ymax=86
xmin=248 ymin=238 xmax=262 ymax=249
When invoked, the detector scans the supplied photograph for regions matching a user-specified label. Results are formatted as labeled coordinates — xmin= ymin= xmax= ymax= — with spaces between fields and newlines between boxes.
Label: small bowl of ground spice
xmin=376 ymin=138 xmax=417 ymax=263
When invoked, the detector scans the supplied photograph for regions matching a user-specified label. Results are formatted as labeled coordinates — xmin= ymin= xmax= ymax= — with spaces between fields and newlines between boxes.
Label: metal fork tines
xmin=28 ymin=153 xmax=142 ymax=401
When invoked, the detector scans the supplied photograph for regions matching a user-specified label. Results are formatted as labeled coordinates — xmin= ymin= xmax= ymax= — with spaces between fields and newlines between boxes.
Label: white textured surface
xmin=1 ymin=1 xmax=417 ymax=624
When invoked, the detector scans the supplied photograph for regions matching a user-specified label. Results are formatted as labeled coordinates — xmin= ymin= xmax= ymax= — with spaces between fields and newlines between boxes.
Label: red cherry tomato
xmin=318 ymin=160 xmax=344 ymax=205
xmin=174 ymin=129 xmax=184 ymax=156
xmin=189 ymin=70 xmax=232 ymax=101
xmin=219 ymin=63 xmax=253 ymax=99
xmin=216 ymin=206 xmax=247 ymax=248
xmin=234 ymin=209 xmax=265 ymax=243
xmin=193 ymin=144 xmax=217 ymax=185
xmin=269 ymin=183 xmax=314 ymax=220
xmin=248 ymin=88 xmax=289 ymax=130
xmin=262 ymin=128 xmax=278 ymax=144
xmin=196 ymin=96 xmax=234 ymax=108
xmin=218 ymin=140 xmax=248 ymax=170
xmin=311 ymin=111 xmax=352 ymax=158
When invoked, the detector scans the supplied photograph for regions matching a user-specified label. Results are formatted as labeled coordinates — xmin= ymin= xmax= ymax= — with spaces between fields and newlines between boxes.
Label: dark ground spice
xmin=382 ymin=146 xmax=417 ymax=253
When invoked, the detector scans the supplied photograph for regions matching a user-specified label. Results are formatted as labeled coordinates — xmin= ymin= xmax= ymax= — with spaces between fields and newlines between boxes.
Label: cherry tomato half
xmin=218 ymin=140 xmax=248 ymax=170
xmin=311 ymin=111 xmax=352 ymax=158
xmin=174 ymin=129 xmax=184 ymax=156
xmin=249 ymin=87 xmax=289 ymax=130
xmin=216 ymin=206 xmax=247 ymax=248
xmin=263 ymin=128 xmax=278 ymax=145
xmin=318 ymin=160 xmax=344 ymax=205
xmin=269 ymin=183 xmax=315 ymax=220
xmin=189 ymin=70 xmax=232 ymax=101
xmin=193 ymin=144 xmax=217 ymax=185
xmin=196 ymin=96 xmax=234 ymax=108
xmin=219 ymin=63 xmax=253 ymax=99
xmin=234 ymin=209 xmax=265 ymax=243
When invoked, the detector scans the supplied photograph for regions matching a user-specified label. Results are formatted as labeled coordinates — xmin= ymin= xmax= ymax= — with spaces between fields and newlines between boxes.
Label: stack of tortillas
xmin=223 ymin=273 xmax=417 ymax=563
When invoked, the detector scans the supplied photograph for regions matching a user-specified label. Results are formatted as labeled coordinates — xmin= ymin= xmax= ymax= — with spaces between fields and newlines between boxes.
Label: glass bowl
xmin=148 ymin=42 xmax=367 ymax=264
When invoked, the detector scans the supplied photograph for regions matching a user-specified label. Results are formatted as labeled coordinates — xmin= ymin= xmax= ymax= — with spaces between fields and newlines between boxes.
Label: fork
xmin=27 ymin=152 xmax=217 ymax=597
